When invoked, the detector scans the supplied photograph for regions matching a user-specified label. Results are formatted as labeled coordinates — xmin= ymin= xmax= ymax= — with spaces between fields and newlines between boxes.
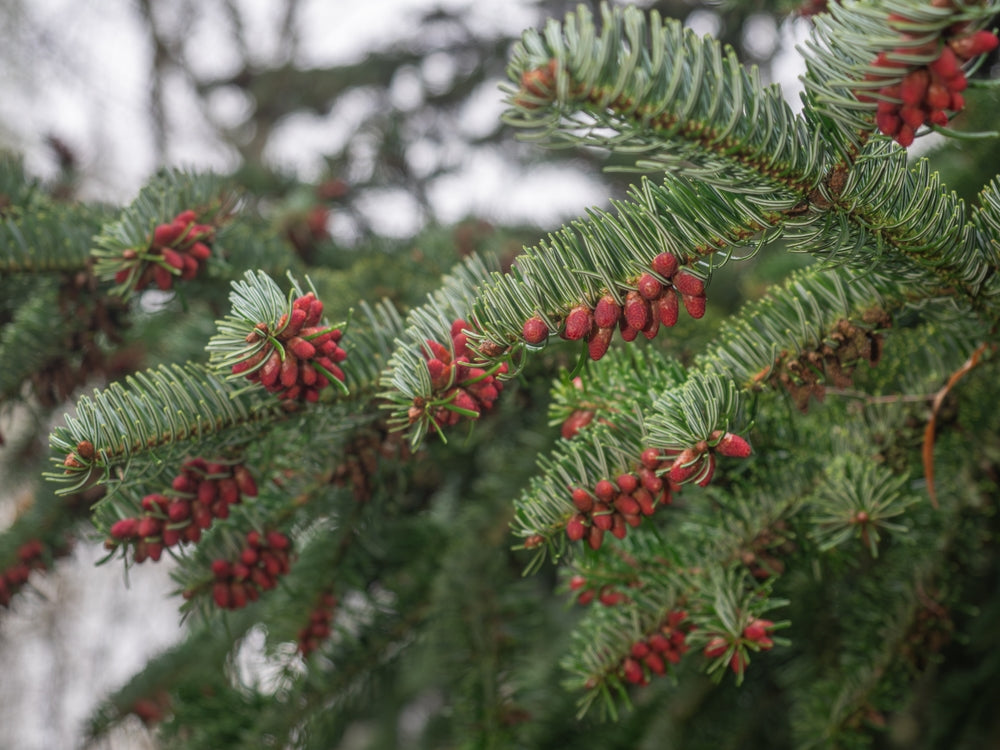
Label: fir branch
xmin=564 ymin=561 xmax=785 ymax=717
xmin=467 ymin=174 xmax=783 ymax=357
xmin=807 ymin=452 xmax=916 ymax=555
xmin=206 ymin=269 xmax=296 ymax=377
xmin=493 ymin=4 xmax=999 ymax=362
xmin=698 ymin=483 xmax=806 ymax=580
xmin=0 ymin=273 xmax=130 ymax=405
xmin=84 ymin=609 xmax=259 ymax=743
xmin=0 ymin=200 xmax=110 ymax=274
xmin=800 ymin=0 xmax=1000 ymax=156
xmin=207 ymin=269 xmax=359 ymax=403
xmin=461 ymin=146 xmax=994 ymax=377
xmin=971 ymin=176 xmax=1000 ymax=269
xmin=553 ymin=410 xmax=860 ymax=715
xmin=513 ymin=417 xmax=647 ymax=555
xmin=786 ymin=506 xmax=965 ymax=747
xmin=794 ymin=142 xmax=995 ymax=307
xmin=645 ymin=371 xmax=744 ymax=451
xmin=548 ymin=346 xmax=687 ymax=432
xmin=47 ymin=363 xmax=285 ymax=494
xmin=512 ymin=348 xmax=686 ymax=564
xmin=505 ymin=4 xmax=827 ymax=196
xmin=563 ymin=578 xmax=689 ymax=718
xmin=0 ymin=278 xmax=63 ymax=399
xmin=378 ymin=252 xmax=502 ymax=445
xmin=0 ymin=151 xmax=42 ymax=211
xmin=342 ymin=299 xmax=408 ymax=393
xmin=696 ymin=264 xmax=898 ymax=388
xmin=90 ymin=169 xmax=238 ymax=294
xmin=213 ymin=217 xmax=306 ymax=278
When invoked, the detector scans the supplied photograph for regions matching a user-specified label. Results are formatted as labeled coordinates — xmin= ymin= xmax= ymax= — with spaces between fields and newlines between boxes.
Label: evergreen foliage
xmin=1 ymin=1 xmax=999 ymax=748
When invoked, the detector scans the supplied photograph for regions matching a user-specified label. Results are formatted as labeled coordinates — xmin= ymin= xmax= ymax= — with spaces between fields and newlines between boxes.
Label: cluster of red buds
xmin=703 ymin=617 xmax=776 ymax=674
xmin=298 ymin=590 xmax=338 ymax=657
xmin=107 ymin=460 xmax=257 ymax=563
xmin=233 ymin=291 xmax=347 ymax=403
xmin=207 ymin=530 xmax=292 ymax=610
xmin=568 ymin=574 xmax=633 ymax=607
xmin=115 ymin=209 xmax=215 ymax=291
xmin=859 ymin=13 xmax=999 ymax=146
xmin=129 ymin=691 xmax=171 ymax=727
xmin=565 ymin=448 xmax=678 ymax=550
xmin=411 ymin=319 xmax=508 ymax=429
xmin=667 ymin=430 xmax=752 ymax=488
xmin=0 ymin=540 xmax=47 ymax=607
xmin=620 ymin=610 xmax=693 ymax=686
xmin=521 ymin=253 xmax=706 ymax=360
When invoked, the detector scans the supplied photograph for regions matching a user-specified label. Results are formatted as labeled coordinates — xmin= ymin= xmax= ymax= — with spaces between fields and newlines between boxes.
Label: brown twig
xmin=922 ymin=341 xmax=991 ymax=508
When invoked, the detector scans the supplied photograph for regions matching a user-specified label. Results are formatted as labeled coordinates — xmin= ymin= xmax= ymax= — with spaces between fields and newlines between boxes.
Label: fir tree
xmin=1 ymin=1 xmax=1000 ymax=748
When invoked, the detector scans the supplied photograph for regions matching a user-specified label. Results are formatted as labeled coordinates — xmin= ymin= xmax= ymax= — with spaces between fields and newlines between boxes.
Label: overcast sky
xmin=1 ymin=0 xmax=809 ymax=236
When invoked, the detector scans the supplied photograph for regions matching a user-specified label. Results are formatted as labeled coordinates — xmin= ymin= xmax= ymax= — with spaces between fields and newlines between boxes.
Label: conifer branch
xmin=379 ymin=252 xmax=503 ymax=446
xmin=787 ymin=506 xmax=966 ymax=744
xmin=0 ymin=151 xmax=110 ymax=274
xmin=466 ymin=147 xmax=995 ymax=380
xmin=971 ymin=176 xmax=1000 ymax=269
xmin=5 ymin=0 xmax=1000 ymax=741
xmin=547 ymin=347 xmax=687 ymax=431
xmin=511 ymin=256 xmax=940 ymax=569
xmin=0 ymin=271 xmax=129 ymax=407
xmin=84 ymin=609 xmax=259 ymax=741
xmin=807 ymin=452 xmax=916 ymax=555
xmin=0 ymin=151 xmax=41 ymax=210
xmin=697 ymin=264 xmax=898 ymax=388
xmin=563 ymin=575 xmax=690 ymax=718
xmin=486 ymin=4 xmax=1000 ymax=370
xmin=512 ymin=348 xmax=686 ymax=564
xmin=554 ymin=388 xmax=933 ymax=717
xmin=207 ymin=269 xmax=357 ymax=402
xmin=207 ymin=270 xmax=302 ymax=377
xmin=0 ymin=201 xmax=110 ymax=274
xmin=90 ymin=169 xmax=238 ymax=296
xmin=465 ymin=174 xmax=784 ymax=359
xmin=564 ymin=557 xmax=786 ymax=715
xmin=800 ymin=0 xmax=1000 ymax=155
xmin=505 ymin=4 xmax=828 ymax=196
xmin=343 ymin=299 xmax=408 ymax=392
xmin=645 ymin=371 xmax=744 ymax=451
xmin=793 ymin=142 xmax=995 ymax=306
xmin=514 ymin=416 xmax=649 ymax=564
xmin=47 ymin=363 xmax=286 ymax=494
xmin=214 ymin=218 xmax=310 ymax=278
xmin=0 ymin=278 xmax=63 ymax=399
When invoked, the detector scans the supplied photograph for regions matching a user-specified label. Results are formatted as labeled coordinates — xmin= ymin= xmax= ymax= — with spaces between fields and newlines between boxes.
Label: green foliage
xmin=1 ymin=1 xmax=1000 ymax=748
